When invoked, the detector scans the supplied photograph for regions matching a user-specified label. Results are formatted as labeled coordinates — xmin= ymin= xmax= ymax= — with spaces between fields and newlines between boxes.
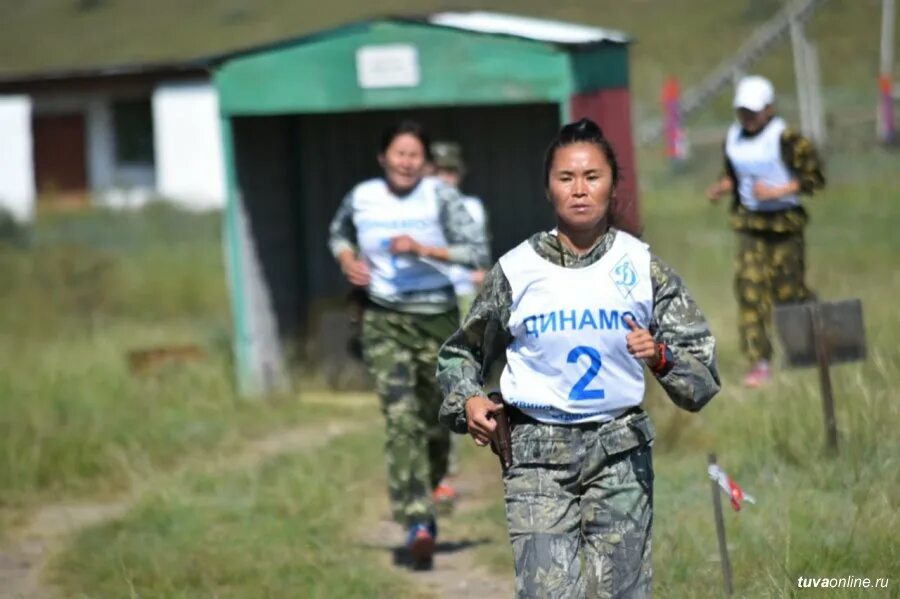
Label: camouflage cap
xmin=431 ymin=141 xmax=465 ymax=172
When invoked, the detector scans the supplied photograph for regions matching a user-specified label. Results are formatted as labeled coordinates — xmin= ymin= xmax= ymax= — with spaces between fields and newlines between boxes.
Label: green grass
xmin=50 ymin=428 xmax=418 ymax=598
xmin=6 ymin=146 xmax=897 ymax=596
xmin=644 ymin=147 xmax=899 ymax=596
xmin=47 ymin=146 xmax=898 ymax=597
xmin=2 ymin=203 xmax=412 ymax=597
xmin=0 ymin=204 xmax=322 ymax=535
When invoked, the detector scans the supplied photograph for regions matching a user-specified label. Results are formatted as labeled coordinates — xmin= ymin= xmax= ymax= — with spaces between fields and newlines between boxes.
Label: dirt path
xmin=0 ymin=420 xmax=364 ymax=599
xmin=357 ymin=459 xmax=514 ymax=598
xmin=0 ymin=390 xmax=514 ymax=599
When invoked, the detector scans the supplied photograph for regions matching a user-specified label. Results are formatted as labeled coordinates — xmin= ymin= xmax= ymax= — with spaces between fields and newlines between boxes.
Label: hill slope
xmin=0 ymin=0 xmax=893 ymax=120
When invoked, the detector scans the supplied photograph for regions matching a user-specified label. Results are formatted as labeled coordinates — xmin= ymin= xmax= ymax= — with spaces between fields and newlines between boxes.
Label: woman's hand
xmin=389 ymin=234 xmax=423 ymax=256
xmin=464 ymin=395 xmax=504 ymax=447
xmin=625 ymin=316 xmax=661 ymax=369
xmin=339 ymin=252 xmax=371 ymax=287
xmin=753 ymin=180 xmax=799 ymax=201
xmin=470 ymin=269 xmax=486 ymax=288
xmin=706 ymin=177 xmax=732 ymax=204
xmin=389 ymin=235 xmax=449 ymax=261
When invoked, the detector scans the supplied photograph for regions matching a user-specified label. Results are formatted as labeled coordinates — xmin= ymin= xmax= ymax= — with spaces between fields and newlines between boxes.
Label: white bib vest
xmin=449 ymin=194 xmax=487 ymax=296
xmin=462 ymin=195 xmax=486 ymax=229
xmin=352 ymin=177 xmax=453 ymax=297
xmin=447 ymin=264 xmax=476 ymax=296
xmin=499 ymin=231 xmax=654 ymax=424
xmin=725 ymin=116 xmax=800 ymax=212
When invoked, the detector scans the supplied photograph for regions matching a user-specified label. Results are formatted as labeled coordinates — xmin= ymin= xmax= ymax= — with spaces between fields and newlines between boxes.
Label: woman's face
xmin=547 ymin=142 xmax=614 ymax=232
xmin=737 ymin=105 xmax=773 ymax=133
xmin=379 ymin=133 xmax=427 ymax=193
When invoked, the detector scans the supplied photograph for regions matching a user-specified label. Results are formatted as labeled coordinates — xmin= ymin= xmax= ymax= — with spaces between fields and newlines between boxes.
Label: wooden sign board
xmin=773 ymin=299 xmax=866 ymax=368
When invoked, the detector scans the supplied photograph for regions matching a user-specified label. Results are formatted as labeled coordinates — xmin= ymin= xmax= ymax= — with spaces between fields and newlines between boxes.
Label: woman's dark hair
xmin=380 ymin=120 xmax=433 ymax=162
xmin=543 ymin=118 xmax=619 ymax=189
xmin=544 ymin=117 xmax=637 ymax=235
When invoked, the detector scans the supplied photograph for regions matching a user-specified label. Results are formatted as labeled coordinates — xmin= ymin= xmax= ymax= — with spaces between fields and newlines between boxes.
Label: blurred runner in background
xmin=328 ymin=121 xmax=489 ymax=569
xmin=707 ymin=75 xmax=825 ymax=388
xmin=431 ymin=141 xmax=490 ymax=318
xmin=429 ymin=140 xmax=492 ymax=511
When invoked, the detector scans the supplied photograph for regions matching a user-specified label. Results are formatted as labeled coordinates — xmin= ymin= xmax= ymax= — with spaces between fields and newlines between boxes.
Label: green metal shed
xmin=212 ymin=12 xmax=639 ymax=394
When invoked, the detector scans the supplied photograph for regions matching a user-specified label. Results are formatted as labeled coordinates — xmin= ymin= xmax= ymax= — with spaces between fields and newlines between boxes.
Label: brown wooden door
xmin=32 ymin=113 xmax=88 ymax=204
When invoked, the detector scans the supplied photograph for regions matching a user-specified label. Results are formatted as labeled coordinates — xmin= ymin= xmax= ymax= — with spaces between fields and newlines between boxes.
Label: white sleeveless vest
xmin=448 ymin=194 xmax=487 ymax=296
xmin=725 ymin=116 xmax=800 ymax=212
xmin=461 ymin=195 xmax=486 ymax=229
xmin=352 ymin=177 xmax=453 ymax=297
xmin=499 ymin=231 xmax=654 ymax=424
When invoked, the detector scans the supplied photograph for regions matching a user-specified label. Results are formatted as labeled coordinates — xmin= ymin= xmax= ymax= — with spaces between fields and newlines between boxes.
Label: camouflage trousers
xmin=503 ymin=410 xmax=655 ymax=598
xmin=360 ymin=306 xmax=458 ymax=526
xmin=735 ymin=230 xmax=812 ymax=364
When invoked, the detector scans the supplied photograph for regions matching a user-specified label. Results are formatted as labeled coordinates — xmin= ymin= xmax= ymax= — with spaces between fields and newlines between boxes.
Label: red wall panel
xmin=569 ymin=88 xmax=641 ymax=234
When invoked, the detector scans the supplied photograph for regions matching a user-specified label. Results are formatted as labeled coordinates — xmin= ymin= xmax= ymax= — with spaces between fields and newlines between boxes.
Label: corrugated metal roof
xmin=211 ymin=13 xmax=630 ymax=68
xmin=427 ymin=11 xmax=630 ymax=45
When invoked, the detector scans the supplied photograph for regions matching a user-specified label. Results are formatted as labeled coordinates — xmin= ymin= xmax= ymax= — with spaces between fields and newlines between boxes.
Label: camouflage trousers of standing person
xmin=360 ymin=305 xmax=458 ymax=526
xmin=503 ymin=409 xmax=656 ymax=598
xmin=735 ymin=230 xmax=813 ymax=364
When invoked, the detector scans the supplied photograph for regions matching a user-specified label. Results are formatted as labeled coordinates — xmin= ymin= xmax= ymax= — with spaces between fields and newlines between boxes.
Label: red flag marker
xmin=708 ymin=464 xmax=756 ymax=511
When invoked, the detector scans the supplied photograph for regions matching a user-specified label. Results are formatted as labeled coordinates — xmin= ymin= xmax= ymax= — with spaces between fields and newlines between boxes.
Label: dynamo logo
xmin=611 ymin=255 xmax=639 ymax=298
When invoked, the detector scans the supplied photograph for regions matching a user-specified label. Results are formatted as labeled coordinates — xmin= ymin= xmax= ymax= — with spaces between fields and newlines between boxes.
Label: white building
xmin=0 ymin=65 xmax=225 ymax=221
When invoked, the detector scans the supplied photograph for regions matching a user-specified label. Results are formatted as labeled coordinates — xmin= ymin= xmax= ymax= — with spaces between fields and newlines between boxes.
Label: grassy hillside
xmin=0 ymin=0 xmax=894 ymax=122
xmin=0 ymin=205 xmax=297 ymax=533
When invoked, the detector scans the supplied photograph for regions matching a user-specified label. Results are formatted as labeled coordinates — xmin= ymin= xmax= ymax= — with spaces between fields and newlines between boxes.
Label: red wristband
xmin=650 ymin=343 xmax=668 ymax=374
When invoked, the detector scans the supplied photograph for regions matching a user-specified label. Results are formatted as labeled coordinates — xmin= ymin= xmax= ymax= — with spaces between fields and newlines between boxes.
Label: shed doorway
xmin=232 ymin=102 xmax=560 ymax=351
xmin=33 ymin=113 xmax=88 ymax=205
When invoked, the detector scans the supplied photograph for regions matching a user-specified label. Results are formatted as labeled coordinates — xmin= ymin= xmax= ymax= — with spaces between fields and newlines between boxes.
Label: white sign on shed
xmin=356 ymin=44 xmax=420 ymax=89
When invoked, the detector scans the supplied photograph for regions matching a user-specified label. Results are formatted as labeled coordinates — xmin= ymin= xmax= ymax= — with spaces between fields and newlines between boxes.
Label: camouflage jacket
xmin=724 ymin=126 xmax=826 ymax=234
xmin=437 ymin=228 xmax=721 ymax=434
xmin=328 ymin=177 xmax=491 ymax=314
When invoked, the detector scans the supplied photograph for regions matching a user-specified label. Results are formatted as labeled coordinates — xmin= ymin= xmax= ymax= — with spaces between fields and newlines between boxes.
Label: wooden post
xmin=790 ymin=16 xmax=813 ymax=138
xmin=803 ymin=39 xmax=826 ymax=147
xmin=880 ymin=0 xmax=896 ymax=142
xmin=882 ymin=0 xmax=896 ymax=80
xmin=790 ymin=14 xmax=826 ymax=146
xmin=708 ymin=454 xmax=734 ymax=596
xmin=808 ymin=303 xmax=839 ymax=455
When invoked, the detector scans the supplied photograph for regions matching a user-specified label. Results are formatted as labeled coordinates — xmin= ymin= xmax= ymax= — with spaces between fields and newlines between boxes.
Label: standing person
xmin=431 ymin=141 xmax=490 ymax=318
xmin=328 ymin=120 xmax=489 ymax=570
xmin=429 ymin=140 xmax=491 ymax=510
xmin=437 ymin=118 xmax=721 ymax=597
xmin=707 ymin=75 xmax=825 ymax=388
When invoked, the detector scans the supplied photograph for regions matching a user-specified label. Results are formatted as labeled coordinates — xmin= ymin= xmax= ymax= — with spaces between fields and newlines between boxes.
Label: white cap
xmin=733 ymin=75 xmax=775 ymax=112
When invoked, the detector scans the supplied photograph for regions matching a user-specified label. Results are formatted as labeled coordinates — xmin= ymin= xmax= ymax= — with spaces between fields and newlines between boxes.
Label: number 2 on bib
xmin=567 ymin=346 xmax=605 ymax=400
